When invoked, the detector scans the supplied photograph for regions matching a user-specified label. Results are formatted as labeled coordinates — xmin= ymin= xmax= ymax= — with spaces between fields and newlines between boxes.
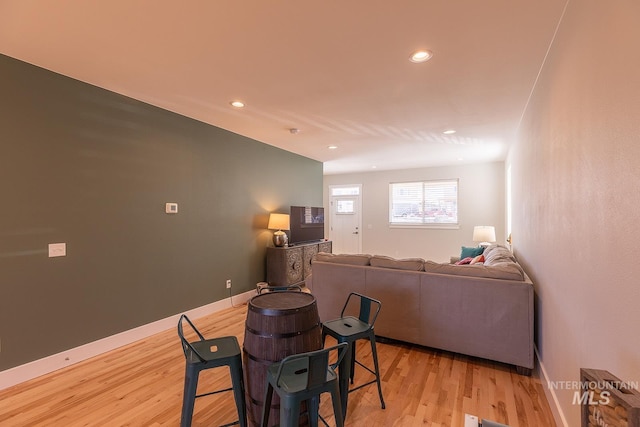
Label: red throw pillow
xmin=455 ymin=256 xmax=473 ymax=265
xmin=470 ymin=254 xmax=485 ymax=265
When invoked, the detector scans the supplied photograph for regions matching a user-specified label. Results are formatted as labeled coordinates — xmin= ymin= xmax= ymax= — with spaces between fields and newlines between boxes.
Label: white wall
xmin=508 ymin=0 xmax=640 ymax=425
xmin=323 ymin=162 xmax=505 ymax=262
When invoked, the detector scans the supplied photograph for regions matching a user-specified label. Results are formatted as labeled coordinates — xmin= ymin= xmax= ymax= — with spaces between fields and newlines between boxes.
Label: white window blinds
xmin=389 ymin=179 xmax=458 ymax=225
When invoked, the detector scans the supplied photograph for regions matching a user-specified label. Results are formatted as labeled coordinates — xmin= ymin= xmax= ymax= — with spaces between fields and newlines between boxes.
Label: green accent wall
xmin=0 ymin=54 xmax=323 ymax=370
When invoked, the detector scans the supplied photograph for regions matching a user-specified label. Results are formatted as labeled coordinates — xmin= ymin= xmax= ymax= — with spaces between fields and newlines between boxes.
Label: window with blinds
xmin=389 ymin=179 xmax=458 ymax=225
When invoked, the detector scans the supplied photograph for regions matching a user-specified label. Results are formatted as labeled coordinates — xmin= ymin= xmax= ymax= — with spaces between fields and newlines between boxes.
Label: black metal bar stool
xmin=177 ymin=314 xmax=247 ymax=427
xmin=321 ymin=292 xmax=385 ymax=418
xmin=261 ymin=343 xmax=348 ymax=427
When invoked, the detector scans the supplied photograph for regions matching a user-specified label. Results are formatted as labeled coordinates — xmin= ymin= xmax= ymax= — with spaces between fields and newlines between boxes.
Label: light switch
xmin=165 ymin=202 xmax=178 ymax=214
xmin=48 ymin=243 xmax=66 ymax=257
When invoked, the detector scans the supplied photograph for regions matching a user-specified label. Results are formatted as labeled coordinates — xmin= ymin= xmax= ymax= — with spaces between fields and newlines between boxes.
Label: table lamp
xmin=473 ymin=225 xmax=496 ymax=247
xmin=268 ymin=213 xmax=290 ymax=247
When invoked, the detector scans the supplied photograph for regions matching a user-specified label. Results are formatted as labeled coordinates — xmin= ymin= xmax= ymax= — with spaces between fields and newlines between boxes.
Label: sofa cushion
xmin=313 ymin=252 xmax=371 ymax=266
xmin=424 ymin=260 xmax=525 ymax=281
xmin=483 ymin=244 xmax=516 ymax=266
xmin=460 ymin=246 xmax=484 ymax=259
xmin=370 ymin=255 xmax=425 ymax=271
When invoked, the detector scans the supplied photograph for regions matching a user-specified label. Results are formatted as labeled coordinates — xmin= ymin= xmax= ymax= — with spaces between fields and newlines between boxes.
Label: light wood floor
xmin=0 ymin=303 xmax=556 ymax=427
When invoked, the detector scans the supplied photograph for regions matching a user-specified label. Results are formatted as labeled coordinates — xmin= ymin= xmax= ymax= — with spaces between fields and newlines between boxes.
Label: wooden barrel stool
xmin=243 ymin=291 xmax=322 ymax=427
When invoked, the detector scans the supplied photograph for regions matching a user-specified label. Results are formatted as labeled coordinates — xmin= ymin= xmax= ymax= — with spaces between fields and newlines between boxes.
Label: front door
xmin=328 ymin=185 xmax=362 ymax=254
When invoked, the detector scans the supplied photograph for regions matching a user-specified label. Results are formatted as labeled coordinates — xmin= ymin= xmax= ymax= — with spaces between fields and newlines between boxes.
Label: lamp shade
xmin=472 ymin=226 xmax=496 ymax=243
xmin=268 ymin=213 xmax=290 ymax=231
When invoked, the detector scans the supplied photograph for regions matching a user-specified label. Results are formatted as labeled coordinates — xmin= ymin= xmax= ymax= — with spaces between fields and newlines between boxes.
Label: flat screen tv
xmin=289 ymin=206 xmax=325 ymax=245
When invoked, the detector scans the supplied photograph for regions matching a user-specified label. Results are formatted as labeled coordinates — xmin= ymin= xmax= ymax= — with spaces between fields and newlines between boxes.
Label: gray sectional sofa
xmin=307 ymin=244 xmax=534 ymax=374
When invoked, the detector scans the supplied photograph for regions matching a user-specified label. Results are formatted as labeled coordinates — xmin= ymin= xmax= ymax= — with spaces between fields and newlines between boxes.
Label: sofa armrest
xmin=420 ymin=273 xmax=534 ymax=369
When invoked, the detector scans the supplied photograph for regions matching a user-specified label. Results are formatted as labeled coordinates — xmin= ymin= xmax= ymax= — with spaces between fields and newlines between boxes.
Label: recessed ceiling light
xmin=409 ymin=50 xmax=433 ymax=63
xmin=443 ymin=129 xmax=456 ymax=135
xmin=230 ymin=100 xmax=245 ymax=108
xmin=372 ymin=165 xmax=377 ymax=169
xmin=327 ymin=145 xmax=338 ymax=150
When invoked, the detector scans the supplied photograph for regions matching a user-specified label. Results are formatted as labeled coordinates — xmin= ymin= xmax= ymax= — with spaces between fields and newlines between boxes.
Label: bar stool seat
xmin=322 ymin=316 xmax=371 ymax=338
xmin=178 ymin=314 xmax=247 ymax=427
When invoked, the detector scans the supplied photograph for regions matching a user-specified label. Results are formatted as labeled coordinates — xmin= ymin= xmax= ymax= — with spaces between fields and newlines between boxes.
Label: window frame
xmin=388 ymin=178 xmax=459 ymax=229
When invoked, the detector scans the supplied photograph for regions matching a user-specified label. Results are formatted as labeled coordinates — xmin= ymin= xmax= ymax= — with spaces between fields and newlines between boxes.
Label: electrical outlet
xmin=226 ymin=279 xmax=232 ymax=289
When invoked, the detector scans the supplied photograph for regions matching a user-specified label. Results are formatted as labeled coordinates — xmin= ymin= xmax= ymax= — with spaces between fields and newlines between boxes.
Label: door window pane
xmin=336 ymin=200 xmax=354 ymax=214
xmin=331 ymin=186 xmax=360 ymax=196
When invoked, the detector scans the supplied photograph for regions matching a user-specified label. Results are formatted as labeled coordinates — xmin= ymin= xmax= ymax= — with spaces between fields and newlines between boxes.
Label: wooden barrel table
xmin=243 ymin=291 xmax=323 ymax=427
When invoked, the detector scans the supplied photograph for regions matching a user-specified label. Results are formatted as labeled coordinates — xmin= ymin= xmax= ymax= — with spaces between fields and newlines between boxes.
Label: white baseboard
xmin=535 ymin=346 xmax=569 ymax=427
xmin=0 ymin=290 xmax=255 ymax=391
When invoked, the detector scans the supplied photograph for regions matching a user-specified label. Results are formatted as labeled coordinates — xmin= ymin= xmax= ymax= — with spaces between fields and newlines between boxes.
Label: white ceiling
xmin=0 ymin=1 xmax=567 ymax=174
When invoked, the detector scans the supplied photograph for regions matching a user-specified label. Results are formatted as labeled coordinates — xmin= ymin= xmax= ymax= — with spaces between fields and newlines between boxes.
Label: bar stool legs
xmin=368 ymin=333 xmax=385 ymax=409
xmin=180 ymin=364 xmax=199 ymax=426
xmin=228 ymin=354 xmax=248 ymax=427
xmin=180 ymin=358 xmax=247 ymax=427
xmin=178 ymin=315 xmax=247 ymax=427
